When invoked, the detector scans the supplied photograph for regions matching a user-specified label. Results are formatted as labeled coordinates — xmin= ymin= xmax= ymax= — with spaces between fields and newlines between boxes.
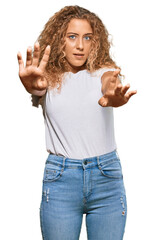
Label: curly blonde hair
xmin=37 ymin=5 xmax=120 ymax=91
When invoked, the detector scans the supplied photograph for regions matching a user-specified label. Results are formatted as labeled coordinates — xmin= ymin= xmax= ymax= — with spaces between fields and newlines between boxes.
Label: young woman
xmin=17 ymin=5 xmax=136 ymax=240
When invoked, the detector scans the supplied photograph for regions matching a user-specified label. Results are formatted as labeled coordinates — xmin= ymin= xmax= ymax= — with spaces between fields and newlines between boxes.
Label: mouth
xmin=73 ymin=53 xmax=84 ymax=58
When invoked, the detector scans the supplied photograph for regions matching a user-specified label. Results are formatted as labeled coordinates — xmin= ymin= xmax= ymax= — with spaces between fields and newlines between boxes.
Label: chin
xmin=67 ymin=61 xmax=87 ymax=72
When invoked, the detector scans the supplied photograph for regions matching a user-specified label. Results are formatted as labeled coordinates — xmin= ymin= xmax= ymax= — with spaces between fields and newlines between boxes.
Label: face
xmin=64 ymin=18 xmax=93 ymax=73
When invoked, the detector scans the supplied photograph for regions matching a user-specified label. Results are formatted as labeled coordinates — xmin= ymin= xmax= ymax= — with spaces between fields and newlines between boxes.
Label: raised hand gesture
xmin=17 ymin=42 xmax=50 ymax=96
xmin=98 ymin=69 xmax=137 ymax=107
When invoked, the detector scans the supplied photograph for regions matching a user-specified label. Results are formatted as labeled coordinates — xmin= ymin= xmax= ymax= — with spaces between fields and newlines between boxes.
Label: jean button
xmin=84 ymin=160 xmax=87 ymax=165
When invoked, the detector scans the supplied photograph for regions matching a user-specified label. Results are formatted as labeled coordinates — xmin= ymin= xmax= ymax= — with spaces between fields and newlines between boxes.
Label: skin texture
xmin=98 ymin=69 xmax=137 ymax=107
xmin=17 ymin=43 xmax=51 ymax=96
xmin=65 ymin=19 xmax=93 ymax=73
xmin=17 ymin=18 xmax=137 ymax=106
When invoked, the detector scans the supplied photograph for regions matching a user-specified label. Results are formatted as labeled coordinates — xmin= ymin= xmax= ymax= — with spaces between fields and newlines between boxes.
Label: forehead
xmin=66 ymin=18 xmax=93 ymax=33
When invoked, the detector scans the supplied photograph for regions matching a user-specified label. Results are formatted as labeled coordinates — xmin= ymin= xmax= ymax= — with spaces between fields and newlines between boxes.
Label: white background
xmin=0 ymin=0 xmax=154 ymax=239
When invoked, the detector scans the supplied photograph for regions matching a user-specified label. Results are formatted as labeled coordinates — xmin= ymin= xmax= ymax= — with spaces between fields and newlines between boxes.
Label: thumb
xmin=98 ymin=96 xmax=109 ymax=107
xmin=113 ymin=69 xmax=120 ymax=77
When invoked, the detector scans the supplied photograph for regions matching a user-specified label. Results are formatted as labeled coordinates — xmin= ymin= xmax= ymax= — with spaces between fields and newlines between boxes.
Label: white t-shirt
xmin=42 ymin=68 xmax=117 ymax=159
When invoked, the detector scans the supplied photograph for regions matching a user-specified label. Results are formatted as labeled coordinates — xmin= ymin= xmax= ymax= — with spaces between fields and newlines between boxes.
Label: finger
xmin=113 ymin=69 xmax=120 ymax=78
xmin=26 ymin=47 xmax=32 ymax=67
xmin=98 ymin=97 xmax=109 ymax=107
xmin=32 ymin=42 xmax=40 ymax=66
xmin=121 ymin=84 xmax=130 ymax=96
xmin=115 ymin=83 xmax=123 ymax=96
xmin=125 ymin=90 xmax=137 ymax=100
xmin=39 ymin=45 xmax=51 ymax=71
xmin=17 ymin=52 xmax=24 ymax=72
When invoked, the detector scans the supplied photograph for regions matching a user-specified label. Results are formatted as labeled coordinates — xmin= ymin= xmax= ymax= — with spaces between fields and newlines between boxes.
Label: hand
xmin=17 ymin=42 xmax=50 ymax=94
xmin=98 ymin=69 xmax=137 ymax=107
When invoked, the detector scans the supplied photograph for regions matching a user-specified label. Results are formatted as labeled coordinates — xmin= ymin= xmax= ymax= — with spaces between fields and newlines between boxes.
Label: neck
xmin=65 ymin=61 xmax=87 ymax=73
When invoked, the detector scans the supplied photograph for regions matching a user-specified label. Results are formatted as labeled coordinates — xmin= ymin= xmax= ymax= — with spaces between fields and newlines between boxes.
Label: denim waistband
xmin=46 ymin=150 xmax=119 ymax=169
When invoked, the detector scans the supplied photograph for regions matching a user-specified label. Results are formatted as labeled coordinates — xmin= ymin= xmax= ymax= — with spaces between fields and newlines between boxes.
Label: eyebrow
xmin=67 ymin=32 xmax=93 ymax=35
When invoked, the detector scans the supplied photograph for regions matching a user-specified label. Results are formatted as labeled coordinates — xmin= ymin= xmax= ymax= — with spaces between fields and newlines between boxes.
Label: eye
xmin=68 ymin=35 xmax=76 ymax=39
xmin=84 ymin=36 xmax=91 ymax=40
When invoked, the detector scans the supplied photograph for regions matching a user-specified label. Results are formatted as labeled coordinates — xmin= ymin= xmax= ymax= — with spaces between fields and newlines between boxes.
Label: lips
xmin=73 ymin=53 xmax=84 ymax=56
xmin=73 ymin=53 xmax=85 ymax=59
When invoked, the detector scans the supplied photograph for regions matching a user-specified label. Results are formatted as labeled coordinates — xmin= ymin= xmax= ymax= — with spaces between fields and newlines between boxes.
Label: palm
xmin=98 ymin=70 xmax=137 ymax=108
xmin=19 ymin=65 xmax=47 ymax=90
xmin=17 ymin=42 xmax=50 ymax=92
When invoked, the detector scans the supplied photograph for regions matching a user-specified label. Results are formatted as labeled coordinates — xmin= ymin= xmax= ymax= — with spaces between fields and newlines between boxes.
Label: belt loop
xmin=62 ymin=157 xmax=66 ymax=169
xmin=97 ymin=156 xmax=100 ymax=166
xmin=115 ymin=150 xmax=119 ymax=159
xmin=46 ymin=153 xmax=50 ymax=164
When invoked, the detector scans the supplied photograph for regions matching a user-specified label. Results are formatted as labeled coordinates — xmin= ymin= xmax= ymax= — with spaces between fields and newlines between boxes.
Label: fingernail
xmin=27 ymin=46 xmax=32 ymax=51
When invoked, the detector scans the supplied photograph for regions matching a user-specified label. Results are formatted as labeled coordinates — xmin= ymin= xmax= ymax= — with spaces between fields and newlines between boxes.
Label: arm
xmin=98 ymin=69 xmax=137 ymax=108
xmin=17 ymin=42 xmax=50 ymax=96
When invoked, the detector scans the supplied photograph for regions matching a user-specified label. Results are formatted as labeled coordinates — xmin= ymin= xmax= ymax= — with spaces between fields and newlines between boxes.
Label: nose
xmin=76 ymin=37 xmax=84 ymax=50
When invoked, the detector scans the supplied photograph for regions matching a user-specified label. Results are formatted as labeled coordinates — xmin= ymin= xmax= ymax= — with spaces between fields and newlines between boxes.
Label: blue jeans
xmin=40 ymin=150 xmax=127 ymax=240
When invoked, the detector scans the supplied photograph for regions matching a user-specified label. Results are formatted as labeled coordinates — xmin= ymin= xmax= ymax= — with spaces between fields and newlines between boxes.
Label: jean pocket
xmin=43 ymin=161 xmax=64 ymax=182
xmin=98 ymin=158 xmax=123 ymax=179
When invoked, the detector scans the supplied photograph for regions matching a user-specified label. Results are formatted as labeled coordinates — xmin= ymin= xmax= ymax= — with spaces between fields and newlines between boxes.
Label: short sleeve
xmin=93 ymin=68 xmax=116 ymax=78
